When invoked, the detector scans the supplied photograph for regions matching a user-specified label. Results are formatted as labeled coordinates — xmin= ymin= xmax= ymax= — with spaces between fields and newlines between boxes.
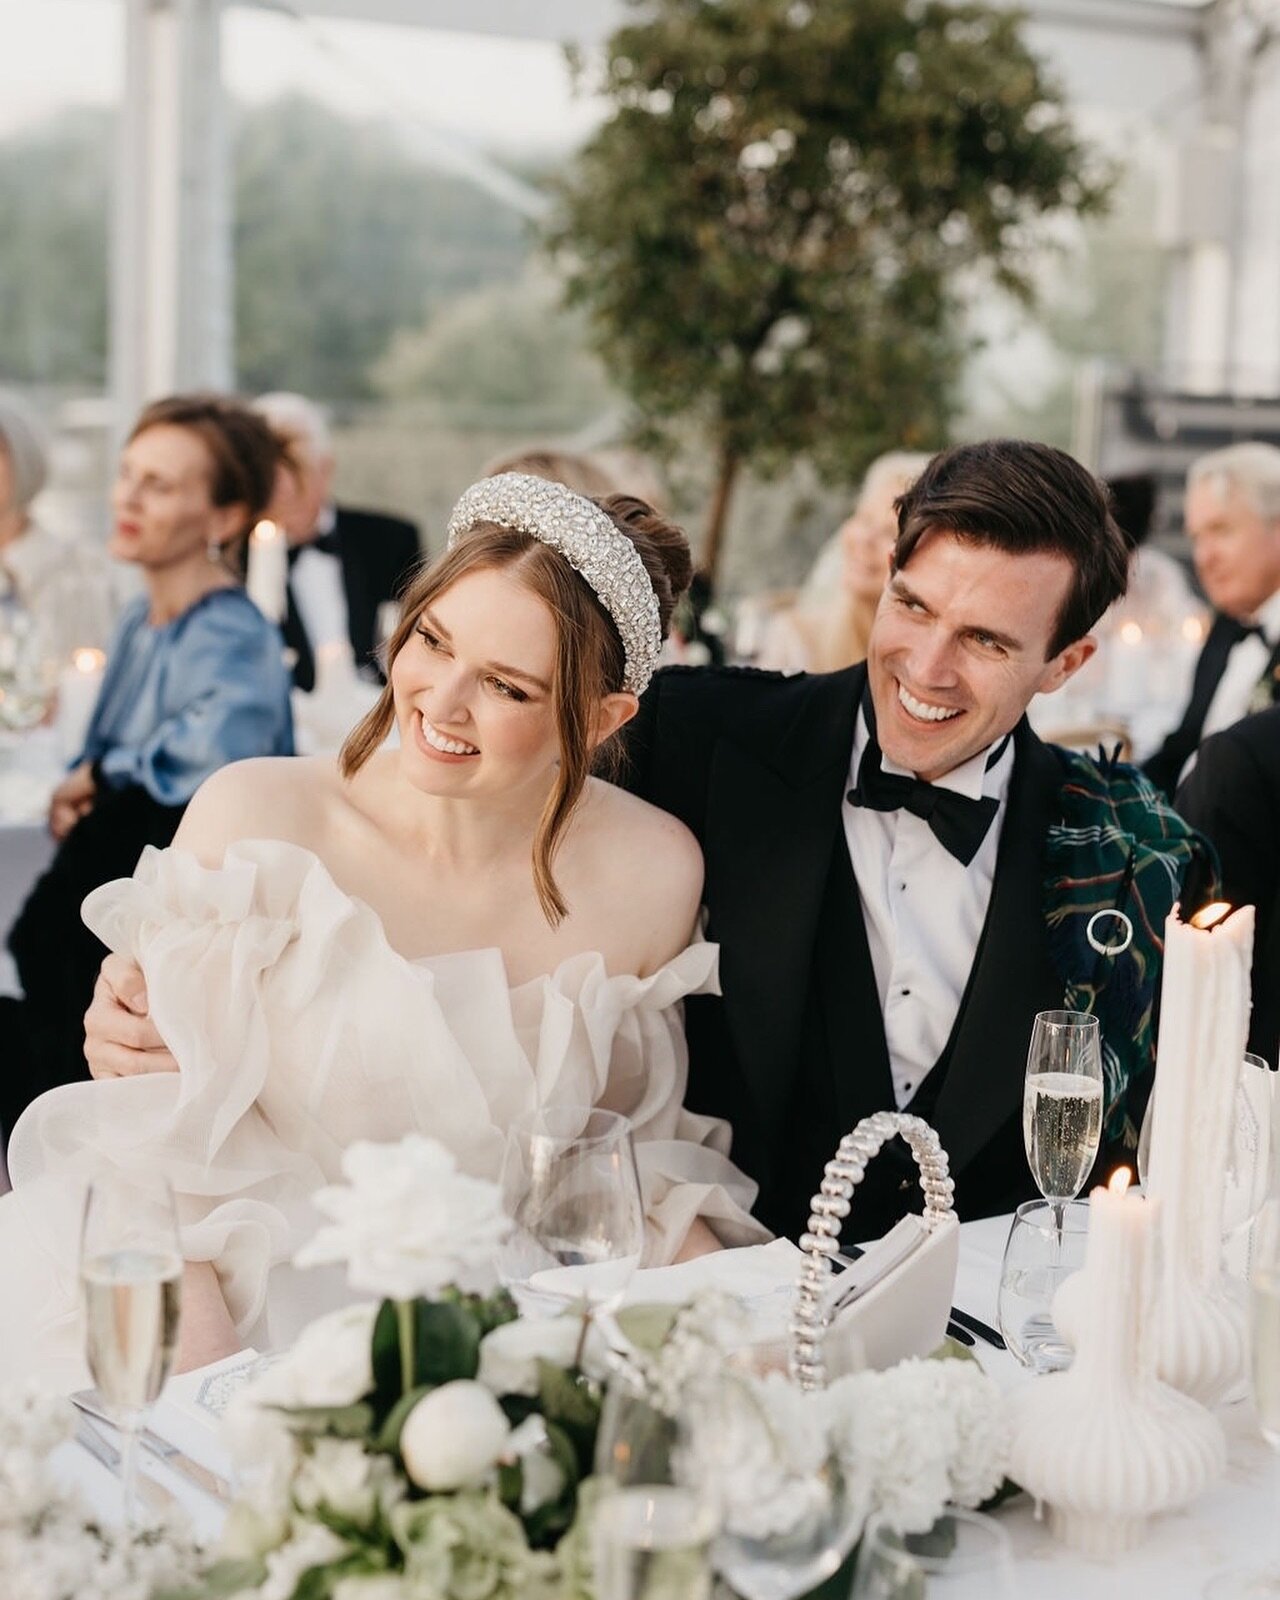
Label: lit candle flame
xmin=252 ymin=519 xmax=281 ymax=543
xmin=1190 ymin=901 xmax=1232 ymax=931
xmin=1119 ymin=620 xmax=1144 ymax=645
xmin=1109 ymin=1166 xmax=1132 ymax=1195
xmin=1181 ymin=614 xmax=1207 ymax=644
xmin=71 ymin=647 xmax=105 ymax=674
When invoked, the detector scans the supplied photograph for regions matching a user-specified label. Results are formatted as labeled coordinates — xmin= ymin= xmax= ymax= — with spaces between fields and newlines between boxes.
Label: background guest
xmin=1175 ymin=704 xmax=1280 ymax=1067
xmin=483 ymin=445 xmax=621 ymax=499
xmin=1145 ymin=442 xmax=1280 ymax=794
xmin=253 ymin=391 xmax=421 ymax=691
xmin=756 ymin=451 xmax=931 ymax=673
xmin=0 ymin=390 xmax=117 ymax=659
xmin=2 ymin=392 xmax=294 ymax=1139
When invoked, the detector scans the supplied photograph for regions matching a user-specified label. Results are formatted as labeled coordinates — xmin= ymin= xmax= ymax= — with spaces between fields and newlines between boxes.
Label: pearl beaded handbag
xmin=789 ymin=1111 xmax=960 ymax=1390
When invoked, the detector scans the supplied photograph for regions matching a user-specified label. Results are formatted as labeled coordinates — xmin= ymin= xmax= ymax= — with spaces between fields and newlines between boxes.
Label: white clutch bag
xmin=789 ymin=1111 xmax=960 ymax=1388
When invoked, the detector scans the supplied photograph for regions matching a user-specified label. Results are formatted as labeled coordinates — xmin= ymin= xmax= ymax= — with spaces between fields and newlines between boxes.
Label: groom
xmin=623 ymin=440 xmax=1211 ymax=1243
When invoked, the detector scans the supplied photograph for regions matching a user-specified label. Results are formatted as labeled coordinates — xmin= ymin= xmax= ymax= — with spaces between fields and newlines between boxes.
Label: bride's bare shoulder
xmin=577 ymin=778 xmax=704 ymax=923
xmin=172 ymin=756 xmax=344 ymax=863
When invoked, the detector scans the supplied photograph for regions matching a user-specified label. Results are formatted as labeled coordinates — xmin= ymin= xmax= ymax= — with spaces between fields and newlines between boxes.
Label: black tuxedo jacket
xmin=1144 ymin=614 xmax=1280 ymax=797
xmin=1175 ymin=706 xmax=1280 ymax=1066
xmin=285 ymin=504 xmax=422 ymax=692
xmin=622 ymin=663 xmax=1074 ymax=1242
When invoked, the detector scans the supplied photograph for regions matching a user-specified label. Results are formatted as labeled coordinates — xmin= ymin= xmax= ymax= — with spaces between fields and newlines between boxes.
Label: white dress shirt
xmin=1201 ymin=586 xmax=1280 ymax=741
xmin=289 ymin=505 xmax=349 ymax=654
xmin=843 ymin=710 xmax=1015 ymax=1108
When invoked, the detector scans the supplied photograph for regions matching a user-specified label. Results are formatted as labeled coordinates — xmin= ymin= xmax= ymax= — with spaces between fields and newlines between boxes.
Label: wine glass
xmin=1205 ymin=1197 xmax=1280 ymax=1598
xmin=997 ymin=1198 xmax=1090 ymax=1372
xmin=851 ymin=1508 xmax=1017 ymax=1599
xmin=1022 ymin=1010 xmax=1103 ymax=1238
xmin=497 ymin=1106 xmax=645 ymax=1319
xmin=79 ymin=1169 xmax=183 ymax=1526
xmin=593 ymin=1362 xmax=719 ymax=1600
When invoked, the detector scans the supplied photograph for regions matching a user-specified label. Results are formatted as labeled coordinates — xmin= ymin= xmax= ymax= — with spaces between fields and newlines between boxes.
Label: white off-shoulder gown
xmin=0 ymin=841 xmax=766 ymax=1388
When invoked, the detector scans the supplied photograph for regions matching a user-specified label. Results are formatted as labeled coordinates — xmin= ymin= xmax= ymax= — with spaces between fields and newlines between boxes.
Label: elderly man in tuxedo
xmin=253 ymin=392 xmax=421 ymax=691
xmin=624 ymin=439 xmax=1209 ymax=1242
xmin=1144 ymin=442 xmax=1280 ymax=797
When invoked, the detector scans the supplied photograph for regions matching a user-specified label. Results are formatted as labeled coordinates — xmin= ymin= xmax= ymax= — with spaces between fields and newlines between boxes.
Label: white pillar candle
xmin=1008 ymin=1168 xmax=1225 ymax=1558
xmin=246 ymin=519 xmax=288 ymax=624
xmin=55 ymin=646 xmax=106 ymax=761
xmin=1145 ymin=900 xmax=1255 ymax=1403
xmin=1106 ymin=618 xmax=1146 ymax=718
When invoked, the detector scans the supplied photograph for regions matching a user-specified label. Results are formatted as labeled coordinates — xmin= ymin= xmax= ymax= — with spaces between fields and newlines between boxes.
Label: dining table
xmin=47 ymin=1212 xmax=1278 ymax=1599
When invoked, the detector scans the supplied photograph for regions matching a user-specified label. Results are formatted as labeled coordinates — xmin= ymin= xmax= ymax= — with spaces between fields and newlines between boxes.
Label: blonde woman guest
xmin=757 ymin=451 xmax=932 ymax=673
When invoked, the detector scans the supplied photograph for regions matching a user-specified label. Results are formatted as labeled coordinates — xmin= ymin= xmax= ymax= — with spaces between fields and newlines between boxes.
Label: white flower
xmin=294 ymin=1438 xmax=381 ymax=1524
xmin=478 ymin=1314 xmax=606 ymax=1395
xmin=294 ymin=1136 xmax=512 ymax=1300
xmin=399 ymin=1380 xmax=512 ymax=1491
xmin=333 ymin=1578 xmax=409 ymax=1600
xmin=260 ymin=1523 xmax=349 ymax=1600
xmin=287 ymin=1302 xmax=379 ymax=1406
xmin=505 ymin=1416 xmax=566 ymax=1514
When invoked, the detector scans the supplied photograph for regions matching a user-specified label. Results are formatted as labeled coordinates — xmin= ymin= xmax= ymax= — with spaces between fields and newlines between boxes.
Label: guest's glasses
xmin=1022 ymin=1010 xmax=1104 ymax=1236
xmin=496 ymin=1106 xmax=645 ymax=1319
xmin=78 ymin=1170 xmax=182 ymax=1526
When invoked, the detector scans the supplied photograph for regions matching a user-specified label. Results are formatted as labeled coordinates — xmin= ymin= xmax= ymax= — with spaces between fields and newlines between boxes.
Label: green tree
xmin=548 ymin=0 xmax=1111 ymax=575
xmin=0 ymin=108 xmax=111 ymax=386
xmin=234 ymin=96 xmax=530 ymax=397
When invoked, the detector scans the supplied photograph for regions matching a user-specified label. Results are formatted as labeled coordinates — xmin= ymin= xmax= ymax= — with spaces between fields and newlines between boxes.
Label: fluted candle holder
xmin=1145 ymin=900 xmax=1254 ymax=1405
xmin=1008 ymin=1170 xmax=1225 ymax=1558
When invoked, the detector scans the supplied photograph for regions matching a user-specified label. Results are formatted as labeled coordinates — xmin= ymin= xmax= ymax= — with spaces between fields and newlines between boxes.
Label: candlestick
xmin=55 ymin=646 xmax=105 ymax=761
xmin=1008 ymin=1168 xmax=1225 ymax=1558
xmin=1145 ymin=900 xmax=1254 ymax=1404
xmin=246 ymin=519 xmax=288 ymax=624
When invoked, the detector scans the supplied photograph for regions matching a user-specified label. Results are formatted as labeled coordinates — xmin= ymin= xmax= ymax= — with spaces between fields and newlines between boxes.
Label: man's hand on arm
xmin=84 ymin=953 xmax=178 ymax=1078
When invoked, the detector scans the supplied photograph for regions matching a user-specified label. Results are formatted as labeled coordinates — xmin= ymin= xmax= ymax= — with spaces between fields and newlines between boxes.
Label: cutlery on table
xmin=71 ymin=1390 xmax=233 ymax=1504
xmin=947 ymin=1307 xmax=1007 ymax=1351
xmin=73 ymin=1414 xmax=179 ymax=1514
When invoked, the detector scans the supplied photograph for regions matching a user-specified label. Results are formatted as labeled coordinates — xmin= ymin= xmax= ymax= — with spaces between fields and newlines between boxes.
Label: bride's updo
xmin=341 ymin=490 xmax=693 ymax=924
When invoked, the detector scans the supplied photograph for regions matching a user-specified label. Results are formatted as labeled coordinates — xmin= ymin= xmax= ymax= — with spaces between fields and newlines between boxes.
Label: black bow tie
xmin=847 ymin=737 xmax=999 ymax=866
xmin=287 ymin=529 xmax=341 ymax=567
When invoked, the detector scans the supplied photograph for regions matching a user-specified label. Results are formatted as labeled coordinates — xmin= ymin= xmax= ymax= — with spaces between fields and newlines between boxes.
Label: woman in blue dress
xmin=3 ymin=393 xmax=294 ymax=1137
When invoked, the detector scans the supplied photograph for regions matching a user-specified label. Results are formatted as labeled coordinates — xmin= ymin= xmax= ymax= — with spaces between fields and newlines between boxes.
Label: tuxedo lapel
xmin=928 ymin=725 xmax=1064 ymax=1178
xmin=334 ymin=512 xmax=377 ymax=667
xmin=702 ymin=667 xmax=863 ymax=1131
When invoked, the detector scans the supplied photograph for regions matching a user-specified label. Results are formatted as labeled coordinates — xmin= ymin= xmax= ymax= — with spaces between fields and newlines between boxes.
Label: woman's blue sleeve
xmin=96 ymin=603 xmax=294 ymax=805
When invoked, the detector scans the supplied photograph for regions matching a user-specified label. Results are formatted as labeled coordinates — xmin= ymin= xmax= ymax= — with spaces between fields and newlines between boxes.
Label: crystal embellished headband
xmin=445 ymin=473 xmax=664 ymax=695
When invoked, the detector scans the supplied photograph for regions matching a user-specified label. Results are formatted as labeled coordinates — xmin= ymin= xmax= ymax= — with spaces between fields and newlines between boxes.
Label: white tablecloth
xmin=51 ymin=1220 xmax=1278 ymax=1594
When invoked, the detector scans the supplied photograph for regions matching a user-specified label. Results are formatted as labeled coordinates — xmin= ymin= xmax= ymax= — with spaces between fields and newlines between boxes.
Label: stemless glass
xmin=593 ymin=1363 xmax=719 ymax=1600
xmin=79 ymin=1169 xmax=183 ymax=1525
xmin=497 ymin=1106 xmax=645 ymax=1316
xmin=997 ymin=1198 xmax=1090 ymax=1373
xmin=851 ymin=1509 xmax=1017 ymax=1599
xmin=1022 ymin=1010 xmax=1104 ymax=1232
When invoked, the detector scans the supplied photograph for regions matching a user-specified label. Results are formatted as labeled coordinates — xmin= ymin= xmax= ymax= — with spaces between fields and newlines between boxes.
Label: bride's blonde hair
xmin=340 ymin=494 xmax=691 ymax=925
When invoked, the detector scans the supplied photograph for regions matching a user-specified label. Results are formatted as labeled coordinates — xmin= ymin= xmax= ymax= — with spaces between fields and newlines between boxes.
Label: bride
xmin=1 ymin=473 xmax=766 ymax=1387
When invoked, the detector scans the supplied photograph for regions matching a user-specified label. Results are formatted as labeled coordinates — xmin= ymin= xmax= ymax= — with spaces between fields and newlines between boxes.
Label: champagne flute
xmin=497 ymin=1106 xmax=645 ymax=1319
xmin=1022 ymin=1010 xmax=1103 ymax=1240
xmin=79 ymin=1170 xmax=183 ymax=1526
xmin=593 ymin=1362 xmax=719 ymax=1600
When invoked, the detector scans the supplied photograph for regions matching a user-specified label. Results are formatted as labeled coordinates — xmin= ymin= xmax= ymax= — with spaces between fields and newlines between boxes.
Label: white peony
xmin=478 ymin=1314 xmax=606 ymax=1396
xmin=294 ymin=1135 xmax=512 ymax=1300
xmin=399 ymin=1380 xmax=513 ymax=1491
xmin=294 ymin=1438 xmax=383 ymax=1525
xmin=287 ymin=1301 xmax=380 ymax=1406
xmin=259 ymin=1523 xmax=350 ymax=1600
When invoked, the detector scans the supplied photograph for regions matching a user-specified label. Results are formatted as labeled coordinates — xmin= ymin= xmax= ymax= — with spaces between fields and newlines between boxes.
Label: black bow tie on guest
xmin=286 ymin=529 xmax=342 ymax=566
xmin=847 ymin=735 xmax=1000 ymax=867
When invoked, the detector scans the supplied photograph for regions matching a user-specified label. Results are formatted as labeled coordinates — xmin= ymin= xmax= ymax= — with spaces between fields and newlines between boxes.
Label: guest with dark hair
xmin=623 ymin=439 xmax=1212 ymax=1243
xmin=1175 ymin=705 xmax=1280 ymax=1067
xmin=2 ymin=392 xmax=295 ymax=1139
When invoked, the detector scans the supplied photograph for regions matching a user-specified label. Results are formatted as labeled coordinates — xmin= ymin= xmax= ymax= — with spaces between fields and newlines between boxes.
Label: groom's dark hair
xmin=892 ymin=439 xmax=1131 ymax=658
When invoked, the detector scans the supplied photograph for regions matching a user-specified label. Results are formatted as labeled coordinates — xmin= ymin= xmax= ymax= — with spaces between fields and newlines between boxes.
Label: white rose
xmin=288 ymin=1302 xmax=379 ymax=1407
xmin=399 ymin=1380 xmax=512 ymax=1491
xmin=478 ymin=1316 xmax=589 ymax=1396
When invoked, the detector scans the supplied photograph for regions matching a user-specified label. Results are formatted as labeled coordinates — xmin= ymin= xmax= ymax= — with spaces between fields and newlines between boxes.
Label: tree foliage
xmin=547 ymin=0 xmax=1112 ymax=572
